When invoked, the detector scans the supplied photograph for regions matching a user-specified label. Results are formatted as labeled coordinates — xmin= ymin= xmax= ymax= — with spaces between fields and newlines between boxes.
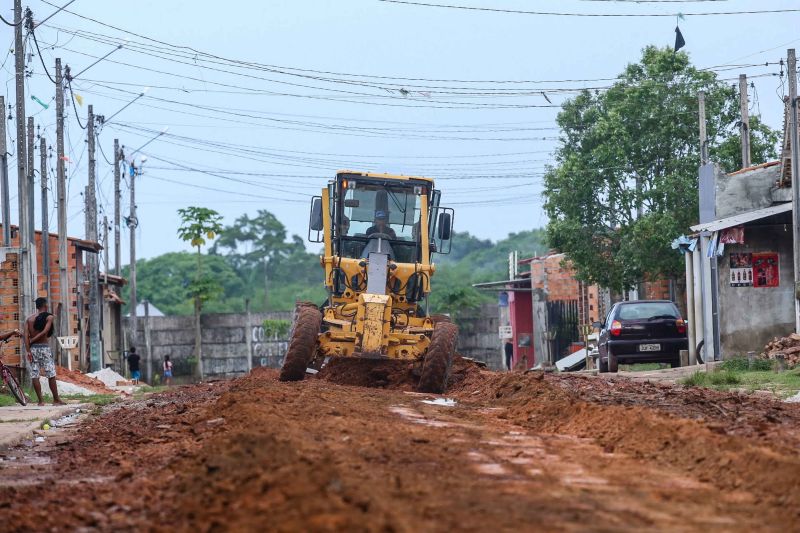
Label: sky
xmin=2 ymin=0 xmax=800 ymax=268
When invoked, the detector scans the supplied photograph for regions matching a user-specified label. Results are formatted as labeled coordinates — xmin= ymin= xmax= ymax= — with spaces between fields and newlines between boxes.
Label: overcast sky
xmin=3 ymin=0 xmax=799 ymax=266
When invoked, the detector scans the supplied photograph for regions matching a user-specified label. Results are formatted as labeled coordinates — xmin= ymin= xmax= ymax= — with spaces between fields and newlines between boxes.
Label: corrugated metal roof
xmin=690 ymin=202 xmax=791 ymax=233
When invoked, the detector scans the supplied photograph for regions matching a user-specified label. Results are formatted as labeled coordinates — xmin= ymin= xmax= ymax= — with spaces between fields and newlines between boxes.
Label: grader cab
xmin=278 ymin=171 xmax=457 ymax=393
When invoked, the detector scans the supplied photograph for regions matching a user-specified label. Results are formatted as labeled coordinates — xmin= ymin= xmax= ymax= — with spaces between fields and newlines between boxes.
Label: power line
xmin=376 ymin=0 xmax=800 ymax=17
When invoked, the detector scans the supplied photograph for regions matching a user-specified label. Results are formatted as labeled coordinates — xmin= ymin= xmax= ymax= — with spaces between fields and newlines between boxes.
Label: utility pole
xmin=40 ymin=136 xmax=49 ymax=299
xmin=788 ymin=49 xmax=800 ymax=333
xmin=27 ymin=119 xmax=34 ymax=239
xmin=56 ymin=58 xmax=70 ymax=366
xmin=739 ymin=74 xmax=752 ymax=169
xmin=103 ymin=216 xmax=109 ymax=284
xmin=698 ymin=91 xmax=709 ymax=166
xmin=129 ymin=161 xmax=138 ymax=349
xmin=113 ymin=138 xmax=121 ymax=276
xmin=87 ymin=105 xmax=101 ymax=371
xmin=0 ymin=96 xmax=9 ymax=246
xmin=15 ymin=0 xmax=31 ymax=379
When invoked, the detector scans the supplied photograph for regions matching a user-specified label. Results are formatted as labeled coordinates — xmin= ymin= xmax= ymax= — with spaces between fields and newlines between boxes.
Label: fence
xmin=546 ymin=300 xmax=580 ymax=361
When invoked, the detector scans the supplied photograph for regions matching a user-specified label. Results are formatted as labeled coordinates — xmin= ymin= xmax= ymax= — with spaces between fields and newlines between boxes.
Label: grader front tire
xmin=418 ymin=322 xmax=458 ymax=394
xmin=278 ymin=304 xmax=321 ymax=382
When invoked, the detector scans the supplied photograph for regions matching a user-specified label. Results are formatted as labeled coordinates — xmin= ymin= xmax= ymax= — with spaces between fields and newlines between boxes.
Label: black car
xmin=593 ymin=300 xmax=688 ymax=373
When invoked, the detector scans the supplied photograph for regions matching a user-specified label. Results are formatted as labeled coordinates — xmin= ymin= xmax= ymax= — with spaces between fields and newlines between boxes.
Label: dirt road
xmin=1 ymin=360 xmax=799 ymax=531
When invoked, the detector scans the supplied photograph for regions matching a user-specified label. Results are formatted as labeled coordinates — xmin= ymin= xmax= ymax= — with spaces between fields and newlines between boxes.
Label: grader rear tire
xmin=279 ymin=304 xmax=321 ymax=382
xmin=418 ymin=322 xmax=458 ymax=394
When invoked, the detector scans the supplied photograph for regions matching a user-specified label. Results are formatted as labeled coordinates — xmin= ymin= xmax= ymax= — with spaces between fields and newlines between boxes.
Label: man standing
xmin=128 ymin=346 xmax=141 ymax=385
xmin=504 ymin=340 xmax=514 ymax=371
xmin=25 ymin=297 xmax=63 ymax=406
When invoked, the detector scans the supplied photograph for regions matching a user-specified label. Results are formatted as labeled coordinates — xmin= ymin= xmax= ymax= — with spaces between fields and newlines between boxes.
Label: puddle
xmin=421 ymin=398 xmax=457 ymax=407
xmin=474 ymin=463 xmax=508 ymax=476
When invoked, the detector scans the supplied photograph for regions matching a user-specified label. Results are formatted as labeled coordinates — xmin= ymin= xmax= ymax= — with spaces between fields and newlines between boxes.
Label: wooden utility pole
xmin=739 ymin=74 xmax=752 ymax=169
xmin=0 ymin=96 xmax=10 ymax=246
xmin=698 ymin=91 xmax=709 ymax=166
xmin=129 ymin=162 xmax=138 ymax=348
xmin=87 ymin=105 xmax=101 ymax=371
xmin=56 ymin=58 xmax=70 ymax=365
xmin=788 ymin=49 xmax=800 ymax=333
xmin=40 ymin=136 xmax=49 ymax=299
xmin=113 ymin=138 xmax=121 ymax=276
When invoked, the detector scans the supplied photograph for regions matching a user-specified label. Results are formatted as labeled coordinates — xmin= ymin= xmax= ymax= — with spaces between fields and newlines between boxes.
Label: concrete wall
xmin=714 ymin=163 xmax=781 ymax=220
xmin=717 ymin=225 xmax=795 ymax=357
xmin=126 ymin=311 xmax=291 ymax=382
xmin=127 ymin=305 xmax=504 ymax=381
xmin=455 ymin=303 xmax=503 ymax=370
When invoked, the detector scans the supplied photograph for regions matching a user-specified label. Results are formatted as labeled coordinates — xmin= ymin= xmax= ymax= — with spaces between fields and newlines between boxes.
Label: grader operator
xmin=278 ymin=170 xmax=457 ymax=393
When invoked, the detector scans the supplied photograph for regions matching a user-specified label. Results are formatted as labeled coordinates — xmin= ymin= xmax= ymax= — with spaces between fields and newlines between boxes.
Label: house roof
xmin=690 ymin=202 xmax=792 ymax=233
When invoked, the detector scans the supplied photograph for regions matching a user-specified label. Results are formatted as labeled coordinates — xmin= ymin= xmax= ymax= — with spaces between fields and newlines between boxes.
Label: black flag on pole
xmin=674 ymin=25 xmax=686 ymax=52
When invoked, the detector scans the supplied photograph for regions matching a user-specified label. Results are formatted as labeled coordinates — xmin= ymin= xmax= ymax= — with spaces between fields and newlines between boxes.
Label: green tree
xmin=543 ymin=46 xmax=779 ymax=292
xmin=212 ymin=210 xmax=314 ymax=309
xmin=177 ymin=206 xmax=224 ymax=379
xmin=121 ymin=252 xmax=244 ymax=316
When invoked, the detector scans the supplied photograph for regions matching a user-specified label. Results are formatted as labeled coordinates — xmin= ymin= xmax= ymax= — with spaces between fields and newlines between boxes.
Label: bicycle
xmin=0 ymin=337 xmax=27 ymax=406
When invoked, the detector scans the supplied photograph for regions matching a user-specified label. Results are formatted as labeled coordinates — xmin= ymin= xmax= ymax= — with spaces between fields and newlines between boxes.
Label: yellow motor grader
xmin=279 ymin=170 xmax=457 ymax=393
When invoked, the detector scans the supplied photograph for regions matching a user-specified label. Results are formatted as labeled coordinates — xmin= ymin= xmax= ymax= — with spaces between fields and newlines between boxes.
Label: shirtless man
xmin=25 ymin=297 xmax=63 ymax=406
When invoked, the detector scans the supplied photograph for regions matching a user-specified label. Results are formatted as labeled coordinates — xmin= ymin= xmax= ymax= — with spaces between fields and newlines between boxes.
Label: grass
xmin=681 ymin=357 xmax=800 ymax=398
xmin=619 ymin=363 xmax=669 ymax=372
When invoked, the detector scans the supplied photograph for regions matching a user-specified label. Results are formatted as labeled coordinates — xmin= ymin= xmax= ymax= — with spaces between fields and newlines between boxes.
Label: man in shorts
xmin=25 ymin=297 xmax=63 ymax=406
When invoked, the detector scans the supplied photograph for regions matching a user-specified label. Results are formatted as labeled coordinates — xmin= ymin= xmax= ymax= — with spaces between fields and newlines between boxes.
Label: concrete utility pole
xmin=739 ymin=74 xmax=752 ymax=169
xmin=698 ymin=91 xmax=709 ymax=166
xmin=129 ymin=161 xmax=138 ymax=348
xmin=40 ymin=136 xmax=49 ymax=299
xmin=788 ymin=49 xmax=800 ymax=333
xmin=15 ymin=0 xmax=32 ymax=378
xmin=113 ymin=138 xmax=121 ymax=276
xmin=26 ymin=118 xmax=34 ymax=236
xmin=103 ymin=215 xmax=109 ymax=284
xmin=0 ymin=96 xmax=9 ymax=246
xmin=87 ymin=105 xmax=101 ymax=371
xmin=56 ymin=58 xmax=70 ymax=365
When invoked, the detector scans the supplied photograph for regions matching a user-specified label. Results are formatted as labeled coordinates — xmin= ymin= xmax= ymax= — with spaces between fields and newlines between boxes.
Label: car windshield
xmin=617 ymin=302 xmax=679 ymax=320
xmin=341 ymin=183 xmax=422 ymax=240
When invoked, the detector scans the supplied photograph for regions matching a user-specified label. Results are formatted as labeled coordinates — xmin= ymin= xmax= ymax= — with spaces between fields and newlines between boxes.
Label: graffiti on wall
xmin=251 ymin=325 xmax=289 ymax=368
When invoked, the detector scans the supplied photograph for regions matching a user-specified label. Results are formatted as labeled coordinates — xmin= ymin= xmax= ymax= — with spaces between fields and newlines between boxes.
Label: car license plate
xmin=639 ymin=343 xmax=660 ymax=352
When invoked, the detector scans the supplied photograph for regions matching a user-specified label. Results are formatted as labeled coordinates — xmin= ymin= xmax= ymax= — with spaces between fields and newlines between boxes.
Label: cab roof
xmin=336 ymin=170 xmax=435 ymax=184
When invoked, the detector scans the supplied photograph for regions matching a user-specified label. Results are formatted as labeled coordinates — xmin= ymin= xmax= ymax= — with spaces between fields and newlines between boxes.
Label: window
xmin=617 ymin=302 xmax=679 ymax=320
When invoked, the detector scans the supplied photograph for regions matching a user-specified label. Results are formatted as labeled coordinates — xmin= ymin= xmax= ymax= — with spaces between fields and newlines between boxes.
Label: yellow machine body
xmin=310 ymin=171 xmax=452 ymax=361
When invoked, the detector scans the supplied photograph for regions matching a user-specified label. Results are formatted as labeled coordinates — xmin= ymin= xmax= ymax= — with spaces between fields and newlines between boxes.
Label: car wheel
xmin=607 ymin=349 xmax=618 ymax=373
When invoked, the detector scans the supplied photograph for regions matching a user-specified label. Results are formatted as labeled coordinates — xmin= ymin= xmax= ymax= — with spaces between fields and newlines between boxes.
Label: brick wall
xmin=0 ymin=228 xmax=89 ymax=368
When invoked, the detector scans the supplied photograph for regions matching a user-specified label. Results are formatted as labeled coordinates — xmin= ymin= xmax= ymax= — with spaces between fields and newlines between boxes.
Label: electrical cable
xmin=0 ymin=12 xmax=20 ymax=27
xmin=66 ymin=79 xmax=86 ymax=129
xmin=376 ymin=0 xmax=800 ymax=17
xmin=26 ymin=10 xmax=57 ymax=84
